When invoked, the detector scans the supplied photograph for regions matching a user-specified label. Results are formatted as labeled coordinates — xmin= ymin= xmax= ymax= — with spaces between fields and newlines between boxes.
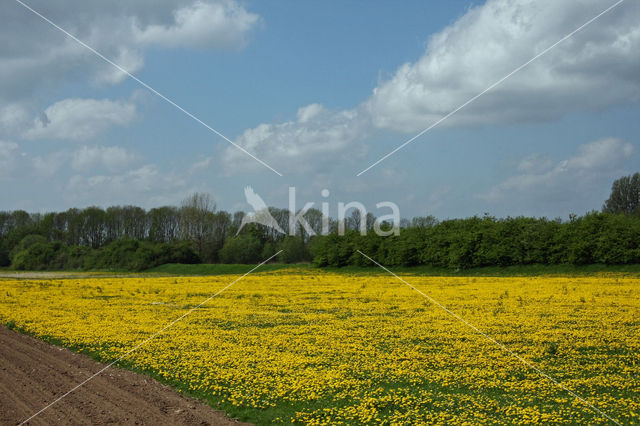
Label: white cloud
xmin=66 ymin=164 xmax=187 ymax=207
xmin=476 ymin=138 xmax=635 ymax=202
xmin=0 ymin=143 xmax=139 ymax=181
xmin=565 ymin=138 xmax=635 ymax=173
xmin=72 ymin=145 xmax=138 ymax=172
xmin=296 ymin=103 xmax=325 ymax=123
xmin=32 ymin=152 xmax=66 ymax=179
xmin=0 ymin=104 xmax=30 ymax=136
xmin=93 ymin=47 xmax=145 ymax=85
xmin=0 ymin=141 xmax=19 ymax=178
xmin=24 ymin=98 xmax=137 ymax=142
xmin=189 ymin=156 xmax=214 ymax=173
xmin=516 ymin=154 xmax=554 ymax=173
xmin=0 ymin=0 xmax=261 ymax=104
xmin=1 ymin=141 xmax=68 ymax=180
xmin=222 ymin=0 xmax=639 ymax=175
xmin=367 ymin=0 xmax=640 ymax=132
xmin=133 ymin=0 xmax=260 ymax=50
xmin=222 ymin=104 xmax=370 ymax=174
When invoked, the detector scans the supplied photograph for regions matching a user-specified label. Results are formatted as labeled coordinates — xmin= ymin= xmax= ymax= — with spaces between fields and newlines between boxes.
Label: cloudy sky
xmin=1 ymin=0 xmax=638 ymax=219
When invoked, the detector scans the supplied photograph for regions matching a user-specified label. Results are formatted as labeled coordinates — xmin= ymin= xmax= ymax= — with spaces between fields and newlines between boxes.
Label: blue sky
xmin=0 ymin=0 xmax=638 ymax=220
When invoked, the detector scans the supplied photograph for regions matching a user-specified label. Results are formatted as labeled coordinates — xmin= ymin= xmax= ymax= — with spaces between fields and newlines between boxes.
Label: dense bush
xmin=310 ymin=213 xmax=640 ymax=269
xmin=49 ymin=245 xmax=92 ymax=270
xmin=219 ymin=234 xmax=263 ymax=264
xmin=9 ymin=239 xmax=199 ymax=272
xmin=276 ymin=236 xmax=310 ymax=263
xmin=9 ymin=234 xmax=47 ymax=262
xmin=12 ymin=241 xmax=60 ymax=270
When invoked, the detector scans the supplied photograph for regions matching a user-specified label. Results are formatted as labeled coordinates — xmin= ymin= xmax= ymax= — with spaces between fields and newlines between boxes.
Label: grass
xmin=331 ymin=262 xmax=640 ymax=276
xmin=146 ymin=263 xmax=302 ymax=275
xmin=5 ymin=260 xmax=640 ymax=278
xmin=145 ymin=262 xmax=640 ymax=277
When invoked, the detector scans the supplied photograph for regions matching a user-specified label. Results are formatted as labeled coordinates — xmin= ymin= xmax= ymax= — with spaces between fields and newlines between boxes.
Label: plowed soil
xmin=0 ymin=326 xmax=248 ymax=425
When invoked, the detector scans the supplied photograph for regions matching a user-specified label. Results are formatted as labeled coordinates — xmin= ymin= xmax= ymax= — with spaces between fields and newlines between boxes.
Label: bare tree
xmin=304 ymin=208 xmax=323 ymax=238
xmin=149 ymin=206 xmax=180 ymax=243
xmin=180 ymin=193 xmax=217 ymax=257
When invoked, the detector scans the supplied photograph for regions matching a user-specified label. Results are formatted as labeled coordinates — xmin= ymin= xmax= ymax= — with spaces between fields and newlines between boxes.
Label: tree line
xmin=310 ymin=212 xmax=640 ymax=269
xmin=0 ymin=192 xmax=367 ymax=270
xmin=2 ymin=173 xmax=639 ymax=271
xmin=312 ymin=173 xmax=640 ymax=268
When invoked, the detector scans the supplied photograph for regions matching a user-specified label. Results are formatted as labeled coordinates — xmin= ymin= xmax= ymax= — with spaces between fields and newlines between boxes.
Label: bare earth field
xmin=0 ymin=326 xmax=248 ymax=425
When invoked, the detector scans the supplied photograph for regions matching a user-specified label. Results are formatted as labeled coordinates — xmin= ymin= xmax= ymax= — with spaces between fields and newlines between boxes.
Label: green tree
xmin=277 ymin=236 xmax=309 ymax=263
xmin=603 ymin=173 xmax=640 ymax=216
xmin=219 ymin=234 xmax=263 ymax=264
xmin=9 ymin=234 xmax=47 ymax=262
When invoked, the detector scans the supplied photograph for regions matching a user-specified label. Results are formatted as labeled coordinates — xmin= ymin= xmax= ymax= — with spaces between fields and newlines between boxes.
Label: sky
xmin=0 ymin=0 xmax=638 ymax=220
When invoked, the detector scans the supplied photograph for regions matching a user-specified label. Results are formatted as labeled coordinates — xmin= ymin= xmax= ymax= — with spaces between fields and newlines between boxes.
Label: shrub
xmin=219 ymin=234 xmax=263 ymax=264
xmin=12 ymin=242 xmax=60 ymax=270
xmin=277 ymin=236 xmax=309 ymax=263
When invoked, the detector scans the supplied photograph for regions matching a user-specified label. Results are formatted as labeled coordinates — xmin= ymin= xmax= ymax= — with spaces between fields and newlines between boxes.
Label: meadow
xmin=1 ymin=269 xmax=638 ymax=424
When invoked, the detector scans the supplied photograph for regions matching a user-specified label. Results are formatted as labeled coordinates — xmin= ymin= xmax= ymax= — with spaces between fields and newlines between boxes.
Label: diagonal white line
xmin=356 ymin=0 xmax=626 ymax=176
xmin=18 ymin=250 xmax=282 ymax=425
xmin=356 ymin=250 xmax=621 ymax=425
xmin=13 ymin=0 xmax=283 ymax=177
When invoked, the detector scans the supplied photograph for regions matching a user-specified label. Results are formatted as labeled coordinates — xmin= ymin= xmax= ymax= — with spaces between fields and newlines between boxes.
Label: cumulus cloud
xmin=66 ymin=164 xmax=187 ymax=207
xmin=516 ymin=153 xmax=554 ymax=173
xmin=1 ymin=143 xmax=139 ymax=181
xmin=0 ymin=140 xmax=69 ymax=180
xmin=23 ymin=98 xmax=136 ymax=141
xmin=0 ymin=0 xmax=260 ymax=104
xmin=223 ymin=0 xmax=639 ymax=174
xmin=222 ymin=104 xmax=370 ymax=174
xmin=476 ymin=138 xmax=635 ymax=202
xmin=0 ymin=141 xmax=19 ymax=178
xmin=566 ymin=138 xmax=635 ymax=173
xmin=0 ymin=104 xmax=30 ymax=137
xmin=32 ymin=152 xmax=67 ymax=179
xmin=367 ymin=0 xmax=640 ymax=132
xmin=93 ymin=47 xmax=145 ymax=85
xmin=72 ymin=145 xmax=138 ymax=172
xmin=133 ymin=0 xmax=260 ymax=50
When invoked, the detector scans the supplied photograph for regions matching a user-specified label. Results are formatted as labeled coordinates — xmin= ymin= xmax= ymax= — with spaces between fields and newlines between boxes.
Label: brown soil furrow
xmin=0 ymin=326 xmax=249 ymax=425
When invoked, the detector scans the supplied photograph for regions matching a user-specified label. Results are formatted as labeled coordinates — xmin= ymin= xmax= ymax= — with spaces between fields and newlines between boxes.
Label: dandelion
xmin=0 ymin=273 xmax=638 ymax=424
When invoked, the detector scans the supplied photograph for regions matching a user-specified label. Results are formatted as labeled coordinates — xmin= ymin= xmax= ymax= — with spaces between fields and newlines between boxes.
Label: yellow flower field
xmin=1 ymin=271 xmax=638 ymax=424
